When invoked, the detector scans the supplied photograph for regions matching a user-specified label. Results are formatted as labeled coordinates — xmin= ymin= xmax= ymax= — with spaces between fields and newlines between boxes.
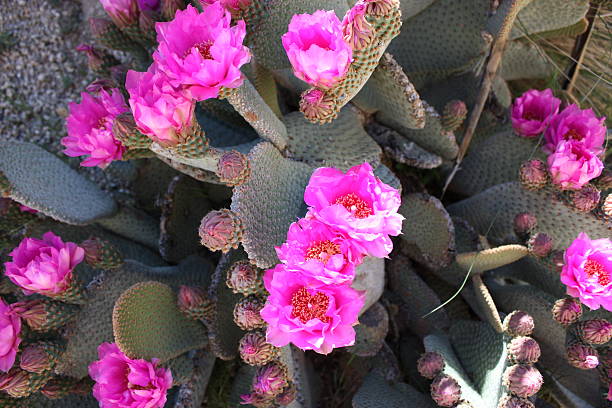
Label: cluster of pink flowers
xmin=88 ymin=343 xmax=172 ymax=407
xmin=560 ymin=232 xmax=612 ymax=311
xmin=511 ymin=89 xmax=605 ymax=190
xmin=126 ymin=3 xmax=250 ymax=146
xmin=260 ymin=162 xmax=403 ymax=354
xmin=61 ymin=87 xmax=129 ymax=169
xmin=282 ymin=10 xmax=353 ymax=89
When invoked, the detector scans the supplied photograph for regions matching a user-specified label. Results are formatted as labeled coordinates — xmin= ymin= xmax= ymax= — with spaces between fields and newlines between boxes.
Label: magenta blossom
xmin=89 ymin=343 xmax=172 ymax=408
xmin=511 ymin=88 xmax=561 ymax=138
xmin=276 ymin=217 xmax=363 ymax=285
xmin=561 ymin=232 xmax=612 ymax=311
xmin=153 ymin=4 xmax=251 ymax=101
xmin=282 ymin=10 xmax=353 ymax=88
xmin=303 ymin=162 xmax=404 ymax=258
xmin=18 ymin=205 xmax=38 ymax=214
xmin=543 ymin=104 xmax=606 ymax=154
xmin=62 ymin=89 xmax=128 ymax=168
xmin=547 ymin=140 xmax=603 ymax=190
xmin=126 ymin=64 xmax=195 ymax=146
xmin=99 ymin=0 xmax=139 ymax=27
xmin=0 ymin=298 xmax=21 ymax=373
xmin=260 ymin=264 xmax=364 ymax=354
xmin=4 ymin=232 xmax=85 ymax=296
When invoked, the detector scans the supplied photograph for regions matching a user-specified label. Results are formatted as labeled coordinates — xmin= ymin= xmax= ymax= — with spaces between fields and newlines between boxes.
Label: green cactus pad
xmin=231 ymin=142 xmax=312 ymax=268
xmin=387 ymin=253 xmax=450 ymax=334
xmin=112 ymin=281 xmax=208 ymax=362
xmin=399 ymin=0 xmax=436 ymax=21
xmin=510 ymin=0 xmax=590 ymax=40
xmin=228 ymin=365 xmax=256 ymax=405
xmin=352 ymin=256 xmax=385 ymax=314
xmin=456 ymin=245 xmax=530 ymax=274
xmin=96 ymin=205 xmax=160 ymax=249
xmin=159 ymin=175 xmax=212 ymax=263
xmin=449 ymin=130 xmax=545 ymax=196
xmin=353 ymin=53 xmax=426 ymax=131
xmin=373 ymin=163 xmax=401 ymax=192
xmin=222 ymin=78 xmax=288 ymax=151
xmin=399 ymin=193 xmax=456 ymax=270
xmin=172 ymin=350 xmax=216 ymax=408
xmin=23 ymin=394 xmax=99 ymax=407
xmin=0 ymin=141 xmax=117 ymax=224
xmin=352 ymin=373 xmax=436 ymax=408
xmin=500 ymin=41 xmax=552 ymax=81
xmin=366 ymin=123 xmax=443 ymax=169
xmin=279 ymin=345 xmax=318 ymax=408
xmin=348 ymin=302 xmax=389 ymax=357
xmin=488 ymin=282 xmax=602 ymax=406
xmin=389 ymin=0 xmax=490 ymax=84
xmin=207 ymin=249 xmax=247 ymax=360
xmin=449 ymin=320 xmax=508 ymax=408
xmin=448 ymin=182 xmax=611 ymax=250
xmin=164 ymin=352 xmax=196 ymax=386
xmin=58 ymin=257 xmax=213 ymax=378
xmin=285 ymin=108 xmax=381 ymax=171
xmin=395 ymin=104 xmax=459 ymax=160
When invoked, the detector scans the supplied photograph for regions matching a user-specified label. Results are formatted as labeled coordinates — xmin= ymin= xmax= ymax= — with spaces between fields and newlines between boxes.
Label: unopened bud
xmin=275 ymin=381 xmax=297 ymax=406
xmin=76 ymin=44 xmax=120 ymax=77
xmin=239 ymin=331 xmax=280 ymax=366
xmin=576 ymin=319 xmax=612 ymax=345
xmin=177 ymin=285 xmax=214 ymax=321
xmin=441 ymin=100 xmax=468 ymax=132
xmin=198 ymin=209 xmax=243 ymax=253
xmin=11 ymin=299 xmax=78 ymax=332
xmin=497 ymin=395 xmax=535 ymax=408
xmin=430 ymin=375 xmax=461 ymax=407
xmin=503 ymin=311 xmax=534 ymax=337
xmin=528 ymin=233 xmax=553 ymax=258
xmin=0 ymin=369 xmax=29 ymax=398
xmin=112 ymin=112 xmax=152 ymax=149
xmin=300 ymin=89 xmax=337 ymax=124
xmin=226 ymin=260 xmax=262 ymax=296
xmin=519 ymin=160 xmax=548 ymax=190
xmin=502 ymin=365 xmax=542 ymax=398
xmin=551 ymin=298 xmax=582 ymax=326
xmin=566 ymin=342 xmax=599 ymax=370
xmin=40 ymin=376 xmax=91 ymax=399
xmin=234 ymin=296 xmax=265 ymax=330
xmin=417 ymin=352 xmax=445 ymax=379
xmin=571 ymin=184 xmax=601 ymax=212
xmin=603 ymin=194 xmax=612 ymax=217
xmin=216 ymin=150 xmax=251 ymax=187
xmin=81 ymin=237 xmax=123 ymax=270
xmin=252 ymin=362 xmax=289 ymax=397
xmin=507 ymin=337 xmax=540 ymax=364
xmin=513 ymin=213 xmax=537 ymax=239
xmin=364 ymin=0 xmax=398 ymax=16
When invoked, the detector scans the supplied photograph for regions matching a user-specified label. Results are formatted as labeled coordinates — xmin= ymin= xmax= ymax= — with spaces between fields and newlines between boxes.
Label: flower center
xmin=189 ymin=40 xmax=214 ymax=60
xmin=334 ymin=193 xmax=373 ymax=218
xmin=305 ymin=240 xmax=341 ymax=262
xmin=291 ymin=287 xmax=331 ymax=323
xmin=584 ymin=259 xmax=610 ymax=286
xmin=563 ymin=128 xmax=583 ymax=141
xmin=523 ymin=112 xmax=541 ymax=121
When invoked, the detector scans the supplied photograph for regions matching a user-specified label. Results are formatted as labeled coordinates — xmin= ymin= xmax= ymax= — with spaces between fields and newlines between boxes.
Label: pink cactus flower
xmin=126 ymin=64 xmax=195 ymax=146
xmin=303 ymin=162 xmax=404 ymax=258
xmin=260 ymin=264 xmax=365 ymax=354
xmin=282 ymin=10 xmax=353 ymax=89
xmin=199 ymin=0 xmax=251 ymax=14
xmin=0 ymin=298 xmax=21 ymax=373
xmin=547 ymin=140 xmax=603 ymax=190
xmin=561 ymin=232 xmax=612 ymax=311
xmin=3 ymin=232 xmax=85 ymax=296
xmin=62 ymin=89 xmax=128 ymax=169
xmin=99 ymin=0 xmax=139 ymax=27
xmin=89 ymin=342 xmax=172 ymax=408
xmin=543 ymin=104 xmax=606 ymax=154
xmin=18 ymin=205 xmax=38 ymax=214
xmin=276 ymin=217 xmax=363 ymax=285
xmin=511 ymin=89 xmax=561 ymax=138
xmin=153 ymin=4 xmax=251 ymax=101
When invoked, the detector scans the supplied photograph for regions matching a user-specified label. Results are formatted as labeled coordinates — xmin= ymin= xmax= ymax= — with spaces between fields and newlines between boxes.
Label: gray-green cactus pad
xmin=0 ymin=140 xmax=117 ymax=224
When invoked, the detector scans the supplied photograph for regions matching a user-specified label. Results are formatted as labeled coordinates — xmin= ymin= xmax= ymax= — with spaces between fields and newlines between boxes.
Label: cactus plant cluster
xmin=0 ymin=0 xmax=609 ymax=407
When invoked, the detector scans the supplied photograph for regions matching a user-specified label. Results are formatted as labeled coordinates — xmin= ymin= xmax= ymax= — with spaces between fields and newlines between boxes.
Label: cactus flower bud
xmin=430 ymin=375 xmax=461 ymax=407
xmin=507 ymin=337 xmax=540 ymax=364
xmin=89 ymin=18 xmax=140 ymax=52
xmin=75 ymin=44 xmax=120 ymax=77
xmin=240 ymin=391 xmax=274 ymax=408
xmin=41 ymin=376 xmax=91 ymax=399
xmin=502 ymin=365 xmax=542 ymax=397
xmin=576 ymin=319 xmax=612 ymax=345
xmin=199 ymin=209 xmax=242 ymax=253
xmin=551 ymin=298 xmax=582 ymax=326
xmin=441 ymin=100 xmax=468 ymax=132
xmin=112 ymin=112 xmax=152 ymax=149
xmin=100 ymin=0 xmax=140 ymax=29
xmin=226 ymin=260 xmax=262 ymax=296
xmin=216 ymin=150 xmax=251 ymax=187
xmin=10 ymin=299 xmax=77 ymax=332
xmin=0 ymin=369 xmax=29 ymax=398
xmin=234 ymin=296 xmax=265 ymax=330
xmin=498 ymin=395 xmax=535 ymax=408
xmin=566 ymin=342 xmax=599 ymax=369
xmin=503 ymin=311 xmax=534 ymax=337
xmin=239 ymin=331 xmax=280 ymax=366
xmin=177 ymin=286 xmax=214 ymax=321
xmin=417 ymin=352 xmax=445 ymax=379
xmin=341 ymin=3 xmax=374 ymax=50
xmin=275 ymin=381 xmax=297 ymax=406
xmin=528 ymin=233 xmax=553 ymax=258
xmin=81 ymin=237 xmax=123 ymax=270
xmin=519 ymin=160 xmax=548 ymax=190
xmin=513 ymin=213 xmax=537 ymax=239
xmin=570 ymin=184 xmax=601 ymax=212
xmin=161 ymin=0 xmax=184 ymax=20
xmin=252 ymin=362 xmax=289 ymax=397
xmin=19 ymin=342 xmax=62 ymax=373
xmin=299 ymin=89 xmax=337 ymax=123
xmin=603 ymin=193 xmax=612 ymax=217
xmin=364 ymin=0 xmax=399 ymax=16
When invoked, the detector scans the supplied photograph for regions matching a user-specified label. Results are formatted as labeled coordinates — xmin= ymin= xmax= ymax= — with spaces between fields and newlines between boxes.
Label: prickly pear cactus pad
xmin=1 ymin=0 xmax=609 ymax=406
